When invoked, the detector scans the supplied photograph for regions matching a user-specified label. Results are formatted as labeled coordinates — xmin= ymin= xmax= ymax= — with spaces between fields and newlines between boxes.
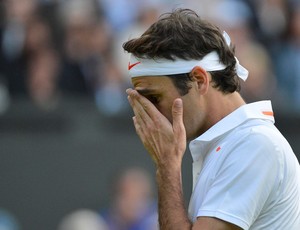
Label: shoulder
xmin=224 ymin=119 xmax=287 ymax=156
xmin=215 ymin=120 xmax=287 ymax=178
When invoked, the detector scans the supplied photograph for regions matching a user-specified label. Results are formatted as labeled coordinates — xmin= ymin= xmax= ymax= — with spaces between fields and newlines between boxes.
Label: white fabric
xmin=128 ymin=31 xmax=249 ymax=81
xmin=222 ymin=31 xmax=249 ymax=81
xmin=188 ymin=101 xmax=300 ymax=229
xmin=128 ymin=51 xmax=226 ymax=76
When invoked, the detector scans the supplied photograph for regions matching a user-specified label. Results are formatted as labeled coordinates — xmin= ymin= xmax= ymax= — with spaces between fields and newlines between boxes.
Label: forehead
xmin=131 ymin=76 xmax=174 ymax=90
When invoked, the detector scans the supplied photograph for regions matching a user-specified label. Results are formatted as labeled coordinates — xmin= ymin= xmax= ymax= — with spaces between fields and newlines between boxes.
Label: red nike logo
xmin=128 ymin=61 xmax=141 ymax=70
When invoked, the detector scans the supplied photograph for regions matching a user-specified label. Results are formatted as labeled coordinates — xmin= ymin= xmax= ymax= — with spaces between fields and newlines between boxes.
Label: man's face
xmin=131 ymin=76 xmax=203 ymax=141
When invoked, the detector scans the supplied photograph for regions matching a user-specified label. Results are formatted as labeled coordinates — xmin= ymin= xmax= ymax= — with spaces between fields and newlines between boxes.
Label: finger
xmin=127 ymin=89 xmax=160 ymax=119
xmin=133 ymin=116 xmax=158 ymax=165
xmin=125 ymin=88 xmax=133 ymax=95
xmin=127 ymin=93 xmax=151 ymax=125
xmin=172 ymin=98 xmax=183 ymax=125
xmin=132 ymin=116 xmax=144 ymax=138
xmin=172 ymin=98 xmax=186 ymax=140
xmin=133 ymin=115 xmax=149 ymax=146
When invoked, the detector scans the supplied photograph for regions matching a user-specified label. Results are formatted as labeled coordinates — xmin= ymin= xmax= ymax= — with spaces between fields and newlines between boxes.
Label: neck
xmin=202 ymin=91 xmax=245 ymax=135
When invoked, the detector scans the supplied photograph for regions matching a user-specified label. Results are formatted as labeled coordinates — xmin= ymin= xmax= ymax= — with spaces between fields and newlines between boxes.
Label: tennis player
xmin=124 ymin=9 xmax=300 ymax=230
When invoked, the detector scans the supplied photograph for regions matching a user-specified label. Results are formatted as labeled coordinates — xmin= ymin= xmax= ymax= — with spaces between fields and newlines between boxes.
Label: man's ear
xmin=190 ymin=66 xmax=210 ymax=95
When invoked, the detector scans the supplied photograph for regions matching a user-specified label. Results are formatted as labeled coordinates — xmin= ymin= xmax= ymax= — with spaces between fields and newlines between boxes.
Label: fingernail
xmin=126 ymin=88 xmax=132 ymax=94
xmin=174 ymin=98 xmax=182 ymax=107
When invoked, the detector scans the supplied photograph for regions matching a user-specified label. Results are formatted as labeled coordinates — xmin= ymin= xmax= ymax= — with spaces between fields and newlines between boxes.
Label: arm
xmin=157 ymin=165 xmax=241 ymax=230
xmin=126 ymin=89 xmax=242 ymax=230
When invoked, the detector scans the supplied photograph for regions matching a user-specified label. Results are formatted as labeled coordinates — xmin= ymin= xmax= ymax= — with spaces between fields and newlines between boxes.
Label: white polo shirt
xmin=188 ymin=101 xmax=300 ymax=229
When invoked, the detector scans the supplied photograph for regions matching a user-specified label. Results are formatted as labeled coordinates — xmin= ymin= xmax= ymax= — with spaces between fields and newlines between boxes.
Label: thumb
xmin=172 ymin=98 xmax=186 ymax=139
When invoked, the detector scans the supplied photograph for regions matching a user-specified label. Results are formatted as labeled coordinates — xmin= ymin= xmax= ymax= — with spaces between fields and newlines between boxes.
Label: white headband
xmin=128 ymin=31 xmax=248 ymax=81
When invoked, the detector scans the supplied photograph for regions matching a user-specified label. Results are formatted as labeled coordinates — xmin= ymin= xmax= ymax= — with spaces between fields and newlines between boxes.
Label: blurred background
xmin=0 ymin=0 xmax=299 ymax=229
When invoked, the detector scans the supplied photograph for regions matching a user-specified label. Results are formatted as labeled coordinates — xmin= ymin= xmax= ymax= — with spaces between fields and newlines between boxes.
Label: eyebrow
xmin=136 ymin=88 xmax=157 ymax=96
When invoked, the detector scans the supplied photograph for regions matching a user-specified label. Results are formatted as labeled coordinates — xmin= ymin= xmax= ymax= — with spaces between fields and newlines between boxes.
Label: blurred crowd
xmin=57 ymin=167 xmax=159 ymax=230
xmin=1 ymin=167 xmax=159 ymax=230
xmin=0 ymin=0 xmax=300 ymax=229
xmin=0 ymin=0 xmax=300 ymax=115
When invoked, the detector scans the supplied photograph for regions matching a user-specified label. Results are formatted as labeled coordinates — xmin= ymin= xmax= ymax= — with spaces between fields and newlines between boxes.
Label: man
xmin=124 ymin=9 xmax=300 ymax=230
xmin=101 ymin=167 xmax=158 ymax=230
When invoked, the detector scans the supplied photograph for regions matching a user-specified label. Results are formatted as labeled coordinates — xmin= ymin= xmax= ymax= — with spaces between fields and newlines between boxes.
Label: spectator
xmin=97 ymin=0 xmax=141 ymax=34
xmin=273 ymin=2 xmax=300 ymax=111
xmin=101 ymin=167 xmax=158 ymax=230
xmin=95 ymin=57 xmax=130 ymax=116
xmin=1 ymin=0 xmax=38 ymax=96
xmin=25 ymin=18 xmax=60 ymax=110
xmin=112 ymin=6 xmax=161 ymax=79
xmin=57 ymin=209 xmax=108 ymax=230
xmin=1 ymin=0 xmax=60 ymax=110
xmin=58 ymin=0 xmax=108 ymax=95
xmin=253 ymin=0 xmax=288 ymax=44
xmin=208 ymin=0 xmax=280 ymax=105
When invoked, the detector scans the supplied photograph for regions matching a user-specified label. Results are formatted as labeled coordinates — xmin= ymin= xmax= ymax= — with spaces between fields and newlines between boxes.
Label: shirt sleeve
xmin=196 ymin=131 xmax=282 ymax=229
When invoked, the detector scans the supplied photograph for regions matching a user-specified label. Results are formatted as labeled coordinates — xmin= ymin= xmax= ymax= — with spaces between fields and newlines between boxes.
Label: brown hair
xmin=123 ymin=8 xmax=241 ymax=94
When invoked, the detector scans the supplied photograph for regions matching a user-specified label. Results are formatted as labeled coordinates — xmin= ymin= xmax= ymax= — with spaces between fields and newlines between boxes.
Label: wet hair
xmin=123 ymin=8 xmax=241 ymax=95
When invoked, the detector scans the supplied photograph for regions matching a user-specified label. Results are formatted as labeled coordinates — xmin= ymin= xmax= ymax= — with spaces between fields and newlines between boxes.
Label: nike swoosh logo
xmin=128 ymin=61 xmax=141 ymax=70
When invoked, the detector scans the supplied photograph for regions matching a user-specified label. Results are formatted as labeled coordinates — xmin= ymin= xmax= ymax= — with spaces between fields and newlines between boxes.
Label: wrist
xmin=156 ymin=158 xmax=182 ymax=173
xmin=156 ymin=161 xmax=182 ymax=182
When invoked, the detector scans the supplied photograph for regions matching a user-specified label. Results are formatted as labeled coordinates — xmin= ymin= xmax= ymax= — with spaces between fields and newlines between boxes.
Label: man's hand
xmin=126 ymin=88 xmax=186 ymax=169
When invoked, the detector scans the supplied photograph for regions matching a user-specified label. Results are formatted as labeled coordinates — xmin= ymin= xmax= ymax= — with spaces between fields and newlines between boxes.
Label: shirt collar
xmin=189 ymin=101 xmax=274 ymax=160
xmin=194 ymin=100 xmax=274 ymax=142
